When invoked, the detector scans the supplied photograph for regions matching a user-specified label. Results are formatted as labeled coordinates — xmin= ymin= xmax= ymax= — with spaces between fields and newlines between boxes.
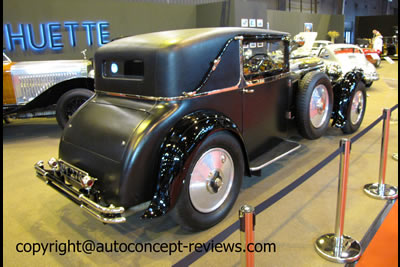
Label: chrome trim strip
xmin=244 ymin=72 xmax=291 ymax=87
xmin=34 ymin=161 xmax=126 ymax=223
xmin=100 ymin=80 xmax=242 ymax=101
xmin=99 ymin=71 xmax=292 ymax=101
xmin=250 ymin=140 xmax=301 ymax=171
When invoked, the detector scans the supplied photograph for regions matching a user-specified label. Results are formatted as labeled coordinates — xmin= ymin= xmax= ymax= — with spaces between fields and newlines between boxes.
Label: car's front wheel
xmin=342 ymin=82 xmax=367 ymax=134
xmin=171 ymin=131 xmax=244 ymax=231
xmin=56 ymin=88 xmax=94 ymax=129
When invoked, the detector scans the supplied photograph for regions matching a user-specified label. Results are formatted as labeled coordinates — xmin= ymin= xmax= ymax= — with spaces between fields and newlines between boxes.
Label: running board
xmin=249 ymin=139 xmax=301 ymax=171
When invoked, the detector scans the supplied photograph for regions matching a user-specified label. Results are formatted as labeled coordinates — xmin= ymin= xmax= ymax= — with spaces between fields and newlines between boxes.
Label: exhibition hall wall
xmin=3 ymin=0 xmax=197 ymax=61
xmin=265 ymin=10 xmax=344 ymax=41
xmin=4 ymin=0 xmax=344 ymax=61
xmin=355 ymin=15 xmax=398 ymax=39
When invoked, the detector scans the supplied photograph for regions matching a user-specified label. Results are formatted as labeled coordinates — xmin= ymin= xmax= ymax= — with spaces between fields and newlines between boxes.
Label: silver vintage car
xmin=3 ymin=51 xmax=95 ymax=128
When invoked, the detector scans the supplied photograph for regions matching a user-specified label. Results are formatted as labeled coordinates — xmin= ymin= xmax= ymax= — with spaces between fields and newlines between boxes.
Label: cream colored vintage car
xmin=3 ymin=52 xmax=94 ymax=128
xmin=317 ymin=44 xmax=379 ymax=87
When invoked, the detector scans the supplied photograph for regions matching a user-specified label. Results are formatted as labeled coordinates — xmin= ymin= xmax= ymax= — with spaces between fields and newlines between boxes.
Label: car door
xmin=241 ymin=37 xmax=291 ymax=161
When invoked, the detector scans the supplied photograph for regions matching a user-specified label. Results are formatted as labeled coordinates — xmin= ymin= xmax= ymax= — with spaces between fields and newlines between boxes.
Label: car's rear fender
xmin=141 ymin=110 xmax=250 ymax=219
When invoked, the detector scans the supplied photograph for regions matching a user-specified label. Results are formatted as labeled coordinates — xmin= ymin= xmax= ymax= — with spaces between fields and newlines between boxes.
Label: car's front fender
xmin=331 ymin=70 xmax=364 ymax=128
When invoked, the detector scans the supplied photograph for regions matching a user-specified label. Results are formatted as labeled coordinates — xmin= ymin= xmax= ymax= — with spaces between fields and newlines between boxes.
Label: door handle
xmin=242 ymin=89 xmax=255 ymax=94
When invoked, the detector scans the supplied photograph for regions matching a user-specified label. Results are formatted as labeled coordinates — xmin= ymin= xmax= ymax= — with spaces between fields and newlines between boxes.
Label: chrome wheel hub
xmin=310 ymin=84 xmax=330 ymax=128
xmin=189 ymin=148 xmax=234 ymax=213
xmin=207 ymin=170 xmax=224 ymax=193
xmin=350 ymin=91 xmax=364 ymax=125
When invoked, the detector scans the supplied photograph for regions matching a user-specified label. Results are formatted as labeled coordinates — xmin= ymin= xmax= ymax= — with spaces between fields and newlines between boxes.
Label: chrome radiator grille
xmin=10 ymin=60 xmax=90 ymax=105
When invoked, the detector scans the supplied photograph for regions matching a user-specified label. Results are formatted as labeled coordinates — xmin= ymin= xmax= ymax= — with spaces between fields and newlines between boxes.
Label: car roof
xmin=95 ymin=27 xmax=289 ymax=97
xmin=324 ymin=44 xmax=363 ymax=50
xmin=107 ymin=27 xmax=288 ymax=49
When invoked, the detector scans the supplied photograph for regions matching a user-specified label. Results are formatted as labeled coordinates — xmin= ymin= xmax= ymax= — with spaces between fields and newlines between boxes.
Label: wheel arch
xmin=331 ymin=70 xmax=365 ymax=128
xmin=141 ymin=110 xmax=250 ymax=219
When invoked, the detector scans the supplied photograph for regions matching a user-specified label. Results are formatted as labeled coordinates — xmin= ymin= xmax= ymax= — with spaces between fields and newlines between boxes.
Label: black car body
xmin=35 ymin=28 xmax=367 ymax=230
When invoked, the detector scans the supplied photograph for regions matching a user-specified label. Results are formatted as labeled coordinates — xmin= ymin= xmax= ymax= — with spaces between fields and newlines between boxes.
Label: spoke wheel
xmin=56 ymin=89 xmax=94 ymax=129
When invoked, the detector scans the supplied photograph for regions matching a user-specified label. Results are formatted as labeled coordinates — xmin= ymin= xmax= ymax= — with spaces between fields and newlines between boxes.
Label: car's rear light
xmin=3 ymin=62 xmax=17 ymax=105
xmin=81 ymin=175 xmax=95 ymax=189
xmin=48 ymin=157 xmax=59 ymax=170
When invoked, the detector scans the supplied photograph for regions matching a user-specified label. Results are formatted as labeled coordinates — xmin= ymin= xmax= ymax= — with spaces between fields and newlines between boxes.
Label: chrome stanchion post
xmin=315 ymin=139 xmax=361 ymax=263
xmin=364 ymin=108 xmax=398 ymax=199
xmin=239 ymin=205 xmax=255 ymax=267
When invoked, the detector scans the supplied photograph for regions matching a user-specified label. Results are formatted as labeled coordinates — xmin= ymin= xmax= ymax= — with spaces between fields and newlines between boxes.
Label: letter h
xmin=4 ymin=24 xmax=27 ymax=51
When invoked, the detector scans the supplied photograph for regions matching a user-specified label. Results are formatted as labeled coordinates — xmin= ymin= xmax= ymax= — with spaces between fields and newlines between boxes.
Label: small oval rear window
xmin=103 ymin=59 xmax=144 ymax=80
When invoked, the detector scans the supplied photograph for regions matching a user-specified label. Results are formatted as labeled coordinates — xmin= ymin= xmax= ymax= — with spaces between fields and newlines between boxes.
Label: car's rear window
xmin=334 ymin=48 xmax=362 ymax=54
xmin=102 ymin=59 xmax=144 ymax=80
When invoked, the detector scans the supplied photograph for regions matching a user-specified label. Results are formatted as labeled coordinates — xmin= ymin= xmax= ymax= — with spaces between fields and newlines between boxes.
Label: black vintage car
xmin=35 ymin=28 xmax=366 ymax=231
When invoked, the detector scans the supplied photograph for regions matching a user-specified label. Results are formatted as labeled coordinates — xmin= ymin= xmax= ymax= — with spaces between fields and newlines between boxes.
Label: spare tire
xmin=296 ymin=71 xmax=333 ymax=139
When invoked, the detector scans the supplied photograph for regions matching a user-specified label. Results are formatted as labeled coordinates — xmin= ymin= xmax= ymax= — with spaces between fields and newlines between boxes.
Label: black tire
xmin=341 ymin=82 xmax=367 ymax=134
xmin=3 ymin=116 xmax=10 ymax=124
xmin=365 ymin=82 xmax=373 ymax=88
xmin=171 ymin=131 xmax=244 ymax=231
xmin=56 ymin=89 xmax=94 ymax=129
xmin=296 ymin=71 xmax=333 ymax=139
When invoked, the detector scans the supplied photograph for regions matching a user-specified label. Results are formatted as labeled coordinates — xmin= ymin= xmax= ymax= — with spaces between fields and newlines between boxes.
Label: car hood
xmin=8 ymin=60 xmax=92 ymax=105
xmin=11 ymin=59 xmax=91 ymax=75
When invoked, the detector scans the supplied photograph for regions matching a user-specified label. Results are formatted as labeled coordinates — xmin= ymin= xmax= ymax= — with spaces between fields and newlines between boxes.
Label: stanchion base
xmin=315 ymin=234 xmax=361 ymax=263
xmin=363 ymin=183 xmax=398 ymax=200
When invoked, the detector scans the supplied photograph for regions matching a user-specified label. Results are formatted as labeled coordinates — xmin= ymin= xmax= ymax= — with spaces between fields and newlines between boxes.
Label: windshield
xmin=312 ymin=41 xmax=332 ymax=48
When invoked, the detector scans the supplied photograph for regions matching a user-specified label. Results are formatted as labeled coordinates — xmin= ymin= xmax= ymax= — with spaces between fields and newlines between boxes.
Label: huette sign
xmin=4 ymin=21 xmax=110 ymax=52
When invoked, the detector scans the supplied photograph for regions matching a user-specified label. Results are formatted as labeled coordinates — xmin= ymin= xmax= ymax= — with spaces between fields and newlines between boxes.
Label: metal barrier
xmin=315 ymin=139 xmax=361 ymax=263
xmin=239 ymin=205 xmax=255 ymax=267
xmin=364 ymin=108 xmax=398 ymax=200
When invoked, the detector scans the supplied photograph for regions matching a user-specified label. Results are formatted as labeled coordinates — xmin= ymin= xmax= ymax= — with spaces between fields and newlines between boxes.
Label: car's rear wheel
xmin=296 ymin=71 xmax=333 ymax=139
xmin=56 ymin=89 xmax=94 ymax=129
xmin=171 ymin=131 xmax=244 ymax=231
xmin=342 ymin=82 xmax=367 ymax=134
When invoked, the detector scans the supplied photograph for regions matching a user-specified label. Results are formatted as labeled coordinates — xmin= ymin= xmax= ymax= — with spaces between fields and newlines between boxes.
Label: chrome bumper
xmin=34 ymin=160 xmax=126 ymax=224
xmin=365 ymin=72 xmax=379 ymax=82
